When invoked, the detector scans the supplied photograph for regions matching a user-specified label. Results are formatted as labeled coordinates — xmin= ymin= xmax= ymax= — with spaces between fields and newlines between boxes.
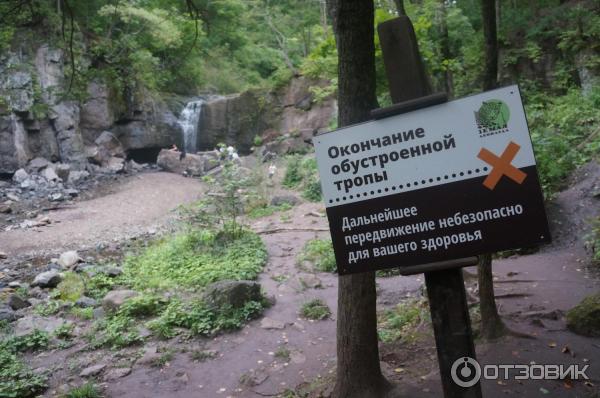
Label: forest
xmin=0 ymin=0 xmax=599 ymax=397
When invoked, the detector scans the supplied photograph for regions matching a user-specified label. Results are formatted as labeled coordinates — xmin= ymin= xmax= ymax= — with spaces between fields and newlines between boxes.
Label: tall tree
xmin=481 ymin=0 xmax=498 ymax=90
xmin=438 ymin=0 xmax=453 ymax=97
xmin=327 ymin=1 xmax=391 ymax=397
xmin=477 ymin=253 xmax=506 ymax=339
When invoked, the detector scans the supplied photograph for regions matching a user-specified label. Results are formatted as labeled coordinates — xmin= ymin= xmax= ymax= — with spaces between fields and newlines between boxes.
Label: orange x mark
xmin=477 ymin=141 xmax=527 ymax=190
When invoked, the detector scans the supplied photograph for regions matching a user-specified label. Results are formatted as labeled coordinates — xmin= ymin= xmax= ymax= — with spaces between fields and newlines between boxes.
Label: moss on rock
xmin=566 ymin=294 xmax=600 ymax=337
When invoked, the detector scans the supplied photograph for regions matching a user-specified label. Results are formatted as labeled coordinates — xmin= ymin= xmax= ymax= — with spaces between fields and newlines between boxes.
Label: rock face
xmin=15 ymin=316 xmax=70 ymax=336
xmin=199 ymin=92 xmax=272 ymax=154
xmin=156 ymin=149 xmax=219 ymax=176
xmin=203 ymin=280 xmax=262 ymax=309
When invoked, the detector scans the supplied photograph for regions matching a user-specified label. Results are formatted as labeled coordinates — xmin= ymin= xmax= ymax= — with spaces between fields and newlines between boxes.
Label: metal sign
xmin=314 ymin=85 xmax=551 ymax=275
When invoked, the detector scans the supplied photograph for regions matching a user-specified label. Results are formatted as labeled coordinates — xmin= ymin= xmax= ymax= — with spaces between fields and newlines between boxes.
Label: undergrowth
xmin=300 ymin=299 xmax=331 ymax=320
xmin=283 ymin=155 xmax=322 ymax=202
xmin=298 ymin=238 xmax=336 ymax=273
xmin=377 ymin=299 xmax=430 ymax=343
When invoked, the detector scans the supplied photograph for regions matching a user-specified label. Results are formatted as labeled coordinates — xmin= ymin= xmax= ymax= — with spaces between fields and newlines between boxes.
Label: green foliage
xmin=146 ymin=298 xmax=265 ymax=339
xmin=70 ymin=307 xmax=94 ymax=321
xmin=1 ymin=330 xmax=49 ymax=353
xmin=88 ymin=312 xmax=142 ymax=350
xmin=62 ymin=383 xmax=102 ymax=398
xmin=54 ymin=323 xmax=75 ymax=340
xmin=0 ymin=348 xmax=47 ymax=398
xmin=298 ymin=238 xmax=336 ymax=273
xmin=274 ymin=346 xmax=291 ymax=361
xmin=56 ymin=272 xmax=85 ymax=302
xmin=247 ymin=203 xmax=292 ymax=219
xmin=122 ymin=230 xmax=267 ymax=291
xmin=586 ymin=217 xmax=600 ymax=265
xmin=300 ymin=299 xmax=330 ymax=320
xmin=182 ymin=161 xmax=255 ymax=240
xmin=526 ymin=87 xmax=600 ymax=196
xmin=283 ymin=155 xmax=322 ymax=202
xmin=84 ymin=273 xmax=120 ymax=301
xmin=34 ymin=300 xmax=62 ymax=316
xmin=566 ymin=293 xmax=600 ymax=337
xmin=378 ymin=299 xmax=429 ymax=343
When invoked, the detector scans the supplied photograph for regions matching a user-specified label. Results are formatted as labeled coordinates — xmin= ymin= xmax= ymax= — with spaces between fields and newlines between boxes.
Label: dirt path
xmin=0 ymin=172 xmax=203 ymax=259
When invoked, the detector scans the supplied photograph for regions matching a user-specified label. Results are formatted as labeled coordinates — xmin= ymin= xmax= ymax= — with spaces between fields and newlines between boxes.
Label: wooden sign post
xmin=377 ymin=16 xmax=482 ymax=398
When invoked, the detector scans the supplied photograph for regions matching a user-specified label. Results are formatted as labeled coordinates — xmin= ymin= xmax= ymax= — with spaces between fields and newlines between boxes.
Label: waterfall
xmin=177 ymin=99 xmax=204 ymax=153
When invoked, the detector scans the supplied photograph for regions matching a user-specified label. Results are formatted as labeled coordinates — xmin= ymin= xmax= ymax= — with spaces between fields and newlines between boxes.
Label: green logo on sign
xmin=475 ymin=99 xmax=510 ymax=137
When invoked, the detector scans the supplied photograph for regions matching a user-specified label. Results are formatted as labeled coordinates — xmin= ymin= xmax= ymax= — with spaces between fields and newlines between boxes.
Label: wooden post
xmin=377 ymin=16 xmax=483 ymax=398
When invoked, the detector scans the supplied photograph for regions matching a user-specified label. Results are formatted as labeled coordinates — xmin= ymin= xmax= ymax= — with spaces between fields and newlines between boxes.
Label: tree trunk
xmin=477 ymin=253 xmax=506 ymax=340
xmin=438 ymin=0 xmax=453 ymax=97
xmin=481 ymin=0 xmax=498 ymax=90
xmin=329 ymin=1 xmax=391 ymax=397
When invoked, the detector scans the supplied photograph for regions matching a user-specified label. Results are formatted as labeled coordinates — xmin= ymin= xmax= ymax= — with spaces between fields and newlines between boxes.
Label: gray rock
xmin=6 ymin=193 xmax=19 ymax=202
xmin=75 ymin=296 xmax=97 ymax=308
xmin=104 ymin=267 xmax=122 ymax=277
xmin=42 ymin=167 xmax=60 ymax=182
xmin=65 ymin=188 xmax=79 ymax=197
xmin=79 ymin=364 xmax=106 ymax=378
xmin=270 ymin=195 xmax=300 ymax=207
xmin=0 ymin=251 xmax=7 ymax=259
xmin=31 ymin=270 xmax=62 ymax=288
xmin=102 ymin=290 xmax=138 ymax=312
xmin=92 ymin=307 xmax=105 ymax=319
xmin=15 ymin=316 xmax=70 ymax=336
xmin=0 ymin=306 xmax=18 ymax=322
xmin=0 ymin=204 xmax=12 ymax=214
xmin=68 ymin=170 xmax=90 ymax=184
xmin=27 ymin=157 xmax=50 ymax=172
xmin=58 ymin=251 xmax=80 ymax=268
xmin=7 ymin=294 xmax=30 ymax=310
xmin=136 ymin=345 xmax=160 ymax=365
xmin=203 ymin=280 xmax=262 ymax=310
xmin=260 ymin=317 xmax=285 ymax=330
xmin=49 ymin=192 xmax=63 ymax=202
xmin=157 ymin=149 xmax=207 ymax=176
xmin=80 ymin=82 xmax=114 ymax=141
xmin=12 ymin=168 xmax=29 ymax=183
xmin=104 ymin=367 xmax=131 ymax=381
xmin=106 ymin=156 xmax=125 ymax=173
xmin=298 ymin=274 xmax=322 ymax=289
xmin=55 ymin=163 xmax=71 ymax=181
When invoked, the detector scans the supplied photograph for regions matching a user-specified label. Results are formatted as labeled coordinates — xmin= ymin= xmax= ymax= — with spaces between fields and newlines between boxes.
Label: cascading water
xmin=177 ymin=99 xmax=204 ymax=153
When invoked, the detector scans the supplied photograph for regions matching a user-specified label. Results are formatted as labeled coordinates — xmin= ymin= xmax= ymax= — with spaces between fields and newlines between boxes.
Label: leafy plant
xmin=298 ymin=238 xmax=336 ymax=273
xmin=62 ymin=383 xmax=102 ymax=398
xmin=0 ymin=348 xmax=47 ymax=398
xmin=378 ymin=299 xmax=429 ymax=343
xmin=283 ymin=156 xmax=322 ymax=202
xmin=300 ymin=299 xmax=330 ymax=320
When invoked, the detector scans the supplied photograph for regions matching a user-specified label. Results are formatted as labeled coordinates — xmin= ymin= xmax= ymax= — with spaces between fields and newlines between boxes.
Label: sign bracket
xmin=370 ymin=92 xmax=448 ymax=120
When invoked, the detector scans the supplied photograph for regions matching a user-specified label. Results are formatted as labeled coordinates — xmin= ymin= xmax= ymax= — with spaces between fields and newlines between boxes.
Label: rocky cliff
xmin=0 ymin=39 xmax=336 ymax=176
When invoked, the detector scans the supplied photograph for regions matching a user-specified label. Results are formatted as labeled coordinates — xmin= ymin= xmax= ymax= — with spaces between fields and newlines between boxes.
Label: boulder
xmin=0 ymin=204 xmax=11 ymax=214
xmin=12 ymin=168 xmax=29 ymax=183
xmin=104 ymin=367 xmax=131 ymax=381
xmin=79 ymin=364 xmax=106 ymax=378
xmin=75 ymin=296 xmax=97 ymax=308
xmin=270 ymin=195 xmax=300 ymax=207
xmin=95 ymin=131 xmax=125 ymax=158
xmin=15 ymin=316 xmax=70 ymax=337
xmin=31 ymin=270 xmax=62 ymax=288
xmin=260 ymin=317 xmax=285 ymax=330
xmin=567 ymin=293 xmax=600 ymax=337
xmin=0 ymin=306 xmax=18 ymax=322
xmin=27 ymin=157 xmax=50 ymax=172
xmin=49 ymin=102 xmax=87 ymax=167
xmin=58 ymin=251 xmax=81 ymax=268
xmin=203 ymin=280 xmax=262 ymax=309
xmin=42 ymin=166 xmax=60 ymax=182
xmin=106 ymin=156 xmax=125 ymax=173
xmin=102 ymin=290 xmax=138 ymax=312
xmin=68 ymin=170 xmax=89 ymax=184
xmin=157 ymin=149 xmax=207 ymax=176
xmin=54 ymin=163 xmax=71 ymax=181
xmin=7 ymin=294 xmax=30 ymax=310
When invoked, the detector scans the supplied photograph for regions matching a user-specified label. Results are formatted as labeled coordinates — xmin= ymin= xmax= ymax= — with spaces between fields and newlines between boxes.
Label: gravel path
xmin=0 ymin=172 xmax=203 ymax=258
